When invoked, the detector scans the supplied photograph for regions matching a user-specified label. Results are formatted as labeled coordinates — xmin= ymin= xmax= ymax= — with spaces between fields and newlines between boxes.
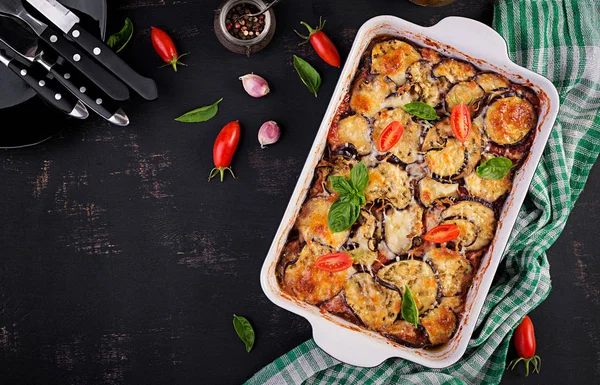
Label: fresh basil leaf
xmin=330 ymin=175 xmax=354 ymax=195
xmin=350 ymin=161 xmax=369 ymax=192
xmin=328 ymin=198 xmax=360 ymax=233
xmin=293 ymin=55 xmax=321 ymax=97
xmin=233 ymin=314 xmax=255 ymax=352
xmin=175 ymin=98 xmax=223 ymax=123
xmin=401 ymin=285 xmax=419 ymax=328
xmin=356 ymin=192 xmax=366 ymax=207
xmin=402 ymin=101 xmax=439 ymax=120
xmin=107 ymin=18 xmax=134 ymax=53
xmin=476 ymin=157 xmax=513 ymax=180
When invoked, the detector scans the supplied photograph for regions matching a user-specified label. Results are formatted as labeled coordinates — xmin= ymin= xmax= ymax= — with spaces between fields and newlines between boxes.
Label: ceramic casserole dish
xmin=260 ymin=15 xmax=559 ymax=368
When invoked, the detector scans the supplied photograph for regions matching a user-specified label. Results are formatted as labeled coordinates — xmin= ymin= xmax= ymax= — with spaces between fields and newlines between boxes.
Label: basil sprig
xmin=401 ymin=285 xmax=419 ymax=328
xmin=328 ymin=161 xmax=369 ymax=233
xmin=175 ymin=98 xmax=223 ymax=123
xmin=476 ymin=156 xmax=513 ymax=180
xmin=107 ymin=18 xmax=134 ymax=53
xmin=402 ymin=102 xmax=439 ymax=120
xmin=293 ymin=55 xmax=322 ymax=97
xmin=233 ymin=314 xmax=255 ymax=352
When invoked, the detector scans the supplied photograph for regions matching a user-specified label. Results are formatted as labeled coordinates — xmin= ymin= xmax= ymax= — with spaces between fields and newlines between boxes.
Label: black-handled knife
xmin=26 ymin=0 xmax=159 ymax=101
xmin=0 ymin=50 xmax=88 ymax=118
xmin=0 ymin=0 xmax=130 ymax=101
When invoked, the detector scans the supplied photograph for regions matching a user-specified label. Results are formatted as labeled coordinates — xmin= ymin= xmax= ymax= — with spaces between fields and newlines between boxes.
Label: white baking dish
xmin=260 ymin=15 xmax=559 ymax=368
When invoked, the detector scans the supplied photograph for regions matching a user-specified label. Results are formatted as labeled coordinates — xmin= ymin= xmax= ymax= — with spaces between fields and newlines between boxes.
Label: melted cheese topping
xmin=439 ymin=296 xmax=465 ymax=314
xmin=432 ymin=59 xmax=477 ymax=83
xmin=464 ymin=154 xmax=513 ymax=202
xmin=424 ymin=247 xmax=473 ymax=296
xmin=364 ymin=163 xmax=411 ymax=209
xmin=383 ymin=204 xmax=424 ymax=255
xmin=445 ymin=81 xmax=485 ymax=112
xmin=377 ymin=260 xmax=439 ymax=314
xmin=426 ymin=138 xmax=467 ymax=178
xmin=333 ymin=114 xmax=372 ymax=155
xmin=347 ymin=210 xmax=378 ymax=266
xmin=441 ymin=218 xmax=478 ymax=247
xmin=284 ymin=242 xmax=352 ymax=305
xmin=372 ymin=108 xmax=421 ymax=163
xmin=442 ymin=201 xmax=497 ymax=251
xmin=371 ymin=40 xmax=422 ymax=85
xmin=345 ymin=273 xmax=401 ymax=330
xmin=407 ymin=60 xmax=447 ymax=107
xmin=418 ymin=178 xmax=459 ymax=207
xmin=381 ymin=320 xmax=428 ymax=347
xmin=350 ymin=75 xmax=397 ymax=117
xmin=421 ymin=306 xmax=457 ymax=345
xmin=484 ymin=96 xmax=536 ymax=145
xmin=474 ymin=73 xmax=511 ymax=93
xmin=296 ymin=197 xmax=350 ymax=248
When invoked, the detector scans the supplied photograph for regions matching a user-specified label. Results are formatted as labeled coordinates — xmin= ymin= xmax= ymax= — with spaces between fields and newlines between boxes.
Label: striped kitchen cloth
xmin=245 ymin=0 xmax=600 ymax=384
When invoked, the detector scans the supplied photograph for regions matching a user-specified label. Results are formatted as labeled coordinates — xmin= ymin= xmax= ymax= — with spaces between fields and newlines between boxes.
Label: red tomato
xmin=508 ymin=315 xmax=541 ymax=376
xmin=450 ymin=103 xmax=471 ymax=142
xmin=151 ymin=27 xmax=189 ymax=72
xmin=295 ymin=18 xmax=341 ymax=67
xmin=422 ymin=224 xmax=460 ymax=243
xmin=209 ymin=121 xmax=241 ymax=182
xmin=314 ymin=252 xmax=352 ymax=272
xmin=377 ymin=121 xmax=404 ymax=152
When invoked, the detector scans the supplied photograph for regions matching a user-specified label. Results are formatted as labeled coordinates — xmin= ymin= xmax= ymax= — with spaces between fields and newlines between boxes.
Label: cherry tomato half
xmin=422 ymin=224 xmax=460 ymax=243
xmin=377 ymin=121 xmax=404 ymax=152
xmin=314 ymin=252 xmax=353 ymax=272
xmin=450 ymin=103 xmax=471 ymax=143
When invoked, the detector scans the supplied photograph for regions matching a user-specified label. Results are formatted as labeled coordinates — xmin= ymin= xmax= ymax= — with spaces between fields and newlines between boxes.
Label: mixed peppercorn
xmin=226 ymin=4 xmax=266 ymax=40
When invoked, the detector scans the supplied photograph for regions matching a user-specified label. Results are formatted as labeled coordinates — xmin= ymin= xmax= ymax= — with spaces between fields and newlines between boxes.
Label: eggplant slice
xmin=439 ymin=296 xmax=466 ymax=315
xmin=371 ymin=39 xmax=422 ymax=86
xmin=381 ymin=320 xmax=428 ymax=348
xmin=417 ymin=177 xmax=459 ymax=207
xmin=372 ymin=107 xmax=421 ymax=163
xmin=421 ymin=306 xmax=458 ymax=346
xmin=376 ymin=259 xmax=440 ymax=314
xmin=464 ymin=153 xmax=513 ymax=202
xmin=330 ymin=114 xmax=372 ymax=156
xmin=350 ymin=75 xmax=397 ymax=117
xmin=345 ymin=272 xmax=402 ymax=330
xmin=432 ymin=59 xmax=477 ymax=83
xmin=364 ymin=162 xmax=411 ymax=209
xmin=424 ymin=247 xmax=473 ymax=297
xmin=283 ymin=242 xmax=353 ymax=305
xmin=440 ymin=218 xmax=478 ymax=247
xmin=406 ymin=60 xmax=449 ymax=107
xmin=426 ymin=139 xmax=468 ymax=179
xmin=442 ymin=200 xmax=497 ymax=251
xmin=346 ymin=209 xmax=379 ymax=267
xmin=382 ymin=204 xmax=424 ymax=256
xmin=474 ymin=72 xmax=511 ymax=93
xmin=295 ymin=197 xmax=350 ymax=249
xmin=484 ymin=95 xmax=537 ymax=146
xmin=445 ymin=81 xmax=485 ymax=116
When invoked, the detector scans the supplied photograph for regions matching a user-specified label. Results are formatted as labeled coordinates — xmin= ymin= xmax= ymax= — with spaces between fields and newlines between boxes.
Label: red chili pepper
xmin=508 ymin=315 xmax=541 ymax=376
xmin=377 ymin=121 xmax=404 ymax=152
xmin=314 ymin=252 xmax=353 ymax=272
xmin=422 ymin=224 xmax=460 ymax=243
xmin=295 ymin=17 xmax=341 ymax=68
xmin=450 ymin=103 xmax=471 ymax=143
xmin=151 ymin=27 xmax=189 ymax=72
xmin=209 ymin=121 xmax=241 ymax=182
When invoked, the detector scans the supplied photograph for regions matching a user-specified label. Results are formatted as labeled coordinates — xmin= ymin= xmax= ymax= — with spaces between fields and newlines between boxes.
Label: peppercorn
xmin=225 ymin=2 xmax=266 ymax=40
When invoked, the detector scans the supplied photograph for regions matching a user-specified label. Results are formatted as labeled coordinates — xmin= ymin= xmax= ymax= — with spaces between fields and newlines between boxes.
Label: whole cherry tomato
xmin=209 ymin=121 xmax=241 ymax=182
xmin=151 ymin=27 xmax=188 ymax=72
xmin=508 ymin=315 xmax=541 ymax=376
xmin=295 ymin=17 xmax=341 ymax=68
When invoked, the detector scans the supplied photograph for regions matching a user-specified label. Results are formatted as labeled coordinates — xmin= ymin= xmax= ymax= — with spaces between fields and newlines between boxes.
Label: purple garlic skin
xmin=240 ymin=74 xmax=270 ymax=98
xmin=258 ymin=121 xmax=280 ymax=148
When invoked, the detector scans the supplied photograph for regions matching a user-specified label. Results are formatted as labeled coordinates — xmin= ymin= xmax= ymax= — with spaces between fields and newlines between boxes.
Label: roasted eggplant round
xmin=381 ymin=320 xmax=428 ymax=348
xmin=464 ymin=154 xmax=513 ymax=202
xmin=350 ymin=75 xmax=397 ymax=117
xmin=329 ymin=114 xmax=372 ymax=156
xmin=474 ymin=72 xmax=511 ymax=93
xmin=346 ymin=209 xmax=379 ymax=266
xmin=406 ymin=60 xmax=449 ymax=107
xmin=295 ymin=197 xmax=350 ymax=249
xmin=484 ymin=95 xmax=537 ymax=146
xmin=371 ymin=39 xmax=422 ymax=86
xmin=442 ymin=200 xmax=497 ymax=251
xmin=432 ymin=58 xmax=477 ymax=84
xmin=364 ymin=162 xmax=412 ymax=209
xmin=382 ymin=204 xmax=424 ymax=255
xmin=417 ymin=177 xmax=459 ymax=207
xmin=421 ymin=306 xmax=458 ymax=346
xmin=445 ymin=81 xmax=485 ymax=116
xmin=372 ymin=107 xmax=422 ymax=163
xmin=424 ymin=247 xmax=474 ymax=296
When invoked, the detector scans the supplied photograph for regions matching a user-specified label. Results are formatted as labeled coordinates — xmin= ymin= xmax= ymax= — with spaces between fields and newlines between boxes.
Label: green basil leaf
xmin=401 ymin=285 xmax=419 ymax=328
xmin=350 ymin=161 xmax=369 ymax=192
xmin=356 ymin=192 xmax=366 ymax=207
xmin=476 ymin=157 xmax=513 ymax=180
xmin=402 ymin=101 xmax=439 ymax=120
xmin=328 ymin=198 xmax=360 ymax=233
xmin=233 ymin=314 xmax=255 ymax=352
xmin=330 ymin=176 xmax=354 ymax=195
xmin=106 ymin=18 xmax=134 ymax=53
xmin=293 ymin=55 xmax=321 ymax=97
xmin=175 ymin=98 xmax=223 ymax=123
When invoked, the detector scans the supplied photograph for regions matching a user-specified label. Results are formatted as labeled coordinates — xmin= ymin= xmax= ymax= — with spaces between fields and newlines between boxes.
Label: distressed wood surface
xmin=0 ymin=1 xmax=597 ymax=384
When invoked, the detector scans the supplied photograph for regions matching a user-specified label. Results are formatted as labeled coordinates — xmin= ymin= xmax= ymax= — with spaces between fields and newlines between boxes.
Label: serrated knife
xmin=25 ymin=0 xmax=158 ymax=101
xmin=0 ymin=0 xmax=130 ymax=101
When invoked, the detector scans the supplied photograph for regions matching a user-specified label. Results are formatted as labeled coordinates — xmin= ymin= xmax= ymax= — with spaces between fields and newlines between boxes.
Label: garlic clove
xmin=239 ymin=74 xmax=270 ymax=98
xmin=258 ymin=121 xmax=280 ymax=148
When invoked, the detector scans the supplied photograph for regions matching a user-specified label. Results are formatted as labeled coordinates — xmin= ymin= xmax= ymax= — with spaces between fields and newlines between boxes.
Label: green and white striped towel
xmin=246 ymin=1 xmax=600 ymax=384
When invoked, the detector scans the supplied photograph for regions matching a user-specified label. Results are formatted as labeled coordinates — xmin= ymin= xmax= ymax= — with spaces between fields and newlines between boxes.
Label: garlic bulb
xmin=258 ymin=121 xmax=280 ymax=148
xmin=239 ymin=74 xmax=270 ymax=98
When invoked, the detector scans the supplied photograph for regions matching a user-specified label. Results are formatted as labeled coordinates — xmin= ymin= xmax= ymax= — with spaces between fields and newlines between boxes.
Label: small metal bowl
xmin=214 ymin=0 xmax=276 ymax=56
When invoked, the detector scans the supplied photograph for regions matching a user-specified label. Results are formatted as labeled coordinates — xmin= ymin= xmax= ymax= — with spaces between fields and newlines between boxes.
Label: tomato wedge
xmin=377 ymin=121 xmax=404 ymax=152
xmin=422 ymin=224 xmax=460 ymax=243
xmin=314 ymin=252 xmax=353 ymax=272
xmin=450 ymin=103 xmax=471 ymax=143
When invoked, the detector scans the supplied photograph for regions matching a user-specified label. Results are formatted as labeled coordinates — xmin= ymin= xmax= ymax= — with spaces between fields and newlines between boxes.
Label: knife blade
xmin=25 ymin=0 xmax=159 ymax=101
xmin=0 ymin=48 xmax=88 ymax=118
xmin=0 ymin=21 xmax=129 ymax=126
xmin=0 ymin=0 xmax=130 ymax=101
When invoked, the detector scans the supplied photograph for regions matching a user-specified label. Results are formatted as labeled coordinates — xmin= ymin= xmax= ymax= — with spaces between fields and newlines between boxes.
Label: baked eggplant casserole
xmin=276 ymin=37 xmax=540 ymax=348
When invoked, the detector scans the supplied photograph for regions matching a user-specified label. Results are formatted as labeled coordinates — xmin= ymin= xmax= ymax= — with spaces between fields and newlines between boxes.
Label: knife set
xmin=0 ymin=0 xmax=158 ymax=126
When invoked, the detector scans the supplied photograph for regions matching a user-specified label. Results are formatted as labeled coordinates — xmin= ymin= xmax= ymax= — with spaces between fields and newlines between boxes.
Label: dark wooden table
xmin=1 ymin=1 xmax=598 ymax=384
